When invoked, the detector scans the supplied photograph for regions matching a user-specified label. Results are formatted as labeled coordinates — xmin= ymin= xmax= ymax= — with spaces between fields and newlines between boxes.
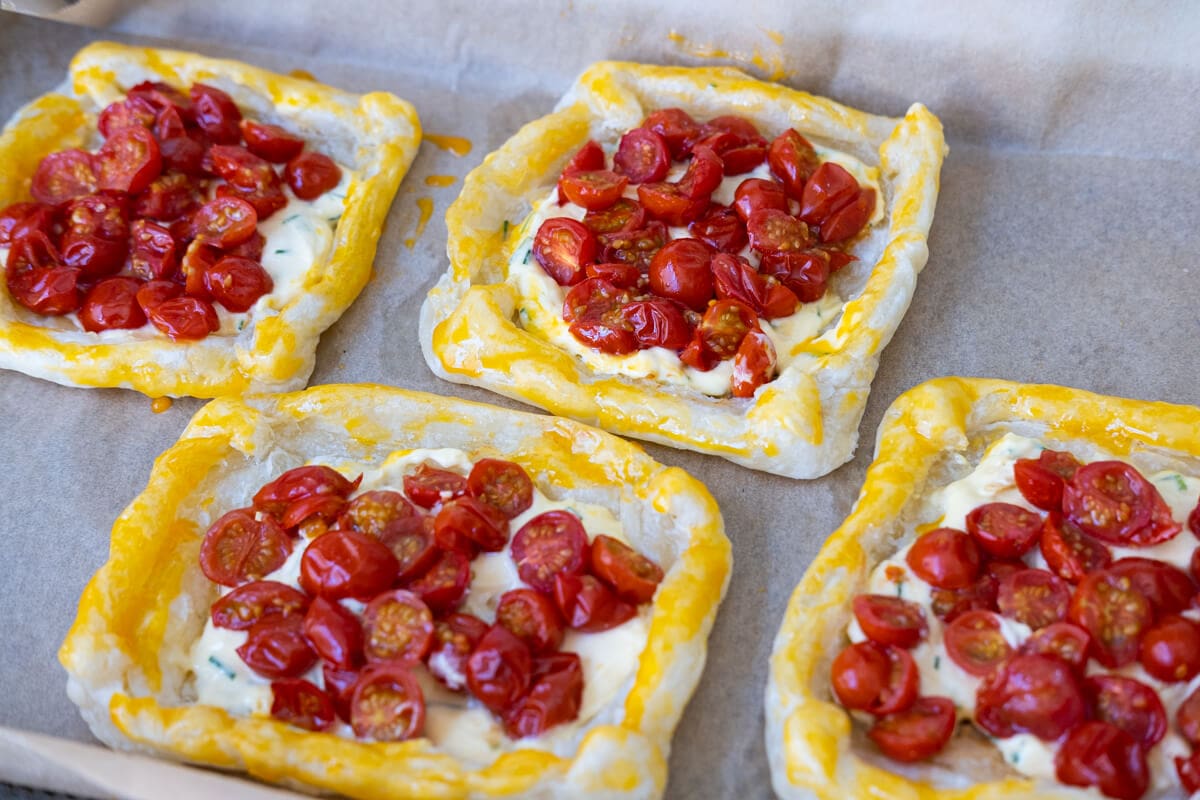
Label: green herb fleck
xmin=208 ymin=655 xmax=236 ymax=680
xmin=327 ymin=216 xmax=341 ymax=224
xmin=284 ymin=214 xmax=301 ymax=224
xmin=502 ymin=220 xmax=510 ymax=237
xmin=1010 ymin=750 xmax=1020 ymax=765
xmin=933 ymin=655 xmax=941 ymax=669
xmin=237 ymin=320 xmax=245 ymax=331
xmin=274 ymin=248 xmax=288 ymax=255
xmin=1175 ymin=474 xmax=1188 ymax=492
xmin=709 ymin=82 xmax=717 ymax=88
xmin=522 ymin=249 xmax=532 ymax=264
xmin=894 ymin=580 xmax=904 ymax=598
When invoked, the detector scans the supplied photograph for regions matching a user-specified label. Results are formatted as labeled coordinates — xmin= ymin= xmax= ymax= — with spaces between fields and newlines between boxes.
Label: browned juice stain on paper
xmin=425 ymin=134 xmax=473 ymax=157
xmin=667 ymin=29 xmax=788 ymax=81
xmin=288 ymin=68 xmax=317 ymax=81
xmin=404 ymin=197 xmax=434 ymax=249
xmin=151 ymin=397 xmax=173 ymax=413
xmin=425 ymin=174 xmax=457 ymax=188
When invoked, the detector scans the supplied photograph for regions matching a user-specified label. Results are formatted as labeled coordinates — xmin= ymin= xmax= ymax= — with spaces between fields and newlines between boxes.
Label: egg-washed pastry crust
xmin=765 ymin=376 xmax=1200 ymax=799
xmin=59 ymin=383 xmax=731 ymax=799
xmin=0 ymin=42 xmax=420 ymax=398
xmin=420 ymin=61 xmax=945 ymax=479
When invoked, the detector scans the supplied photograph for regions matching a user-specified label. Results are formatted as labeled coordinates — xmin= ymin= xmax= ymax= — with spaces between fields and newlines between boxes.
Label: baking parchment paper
xmin=1 ymin=2 xmax=1198 ymax=797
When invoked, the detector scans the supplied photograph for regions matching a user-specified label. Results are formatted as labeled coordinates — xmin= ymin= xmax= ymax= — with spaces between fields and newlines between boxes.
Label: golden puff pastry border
xmin=0 ymin=42 xmax=420 ymax=398
xmin=420 ymin=60 xmax=946 ymax=479
xmin=59 ymin=383 xmax=731 ymax=800
xmin=765 ymin=376 xmax=1200 ymax=799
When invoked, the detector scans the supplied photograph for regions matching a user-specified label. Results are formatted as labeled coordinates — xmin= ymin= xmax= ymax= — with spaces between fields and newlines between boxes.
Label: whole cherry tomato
xmin=767 ymin=129 xmax=819 ymax=199
xmin=711 ymin=254 xmax=797 ymax=320
xmin=619 ymin=298 xmax=693 ymax=351
xmin=299 ymin=529 xmax=399 ymax=601
xmin=798 ymin=161 xmax=859 ymax=225
xmin=643 ymin=108 xmax=702 ymax=159
xmin=203 ymin=256 xmax=273 ymax=312
xmin=1139 ymin=615 xmax=1200 ymax=682
xmin=733 ymin=178 xmax=788 ymax=221
xmin=688 ymin=204 xmax=748 ymax=254
xmin=78 ymin=277 xmax=146 ymax=333
xmin=190 ymin=83 xmax=243 ymax=144
xmin=905 ymin=527 xmax=982 ymax=589
xmin=553 ymin=573 xmax=636 ymax=632
xmin=253 ymin=465 xmax=360 ymax=516
xmin=240 ymin=120 xmax=304 ymax=163
xmin=759 ymin=249 xmax=830 ymax=303
xmin=819 ymin=188 xmax=875 ymax=243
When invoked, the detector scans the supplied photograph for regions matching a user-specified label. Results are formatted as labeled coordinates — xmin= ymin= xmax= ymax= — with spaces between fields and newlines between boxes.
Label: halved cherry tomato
xmin=1014 ymin=449 xmax=1082 ymax=510
xmin=5 ymin=205 xmax=58 ymax=247
xmin=746 ymin=209 xmax=811 ymax=254
xmin=434 ymin=496 xmax=508 ymax=553
xmin=192 ymin=196 xmax=258 ymax=249
xmin=561 ymin=140 xmax=606 ymax=174
xmin=379 ymin=515 xmax=438 ymax=583
xmin=237 ymin=615 xmax=317 ymax=679
xmin=759 ymin=249 xmax=830 ymax=303
xmin=996 ymin=568 xmax=1070 ymax=630
xmin=303 ymin=596 xmax=364 ymax=669
xmin=407 ymin=548 xmax=470 ymax=612
xmin=1109 ymin=557 xmax=1196 ymax=614
xmin=467 ymin=459 xmax=533 ymax=520
xmin=1139 ymin=615 xmax=1200 ymax=682
xmin=64 ymin=191 xmax=129 ymax=240
xmin=798 ymin=161 xmax=860 ymax=225
xmin=135 ymin=280 xmax=182 ymax=315
xmin=965 ymin=502 xmax=1043 ymax=559
xmin=403 ymin=463 xmax=467 ymax=508
xmin=270 ymin=678 xmax=335 ymax=731
xmin=496 ymin=588 xmax=566 ymax=654
xmin=299 ymin=529 xmax=399 ymax=600
xmin=1021 ymin=621 xmax=1091 ymax=671
xmin=199 ymin=508 xmax=292 ymax=587
xmin=1085 ymin=674 xmax=1167 ymax=749
xmin=503 ymin=652 xmax=584 ymax=738
xmin=944 ymin=610 xmax=1012 ymax=676
xmin=1055 ymin=721 xmax=1148 ymax=800
xmin=687 ymin=204 xmax=748 ymax=254
xmin=128 ymin=81 xmax=193 ymax=118
xmin=644 ymin=108 xmax=702 ymax=159
xmin=584 ymin=198 xmax=647 ymax=235
xmin=562 ymin=277 xmax=637 ymax=354
xmin=203 ymin=255 xmax=273 ymax=312
xmin=553 ymin=573 xmax=636 ymax=632
xmin=59 ymin=232 xmax=124 ymax=278
xmin=636 ymin=181 xmax=706 ymax=226
xmin=613 ymin=128 xmax=670 ymax=183
xmin=511 ymin=510 xmax=588 ymax=595
xmin=711 ymin=253 xmax=798 ymax=320
xmin=426 ymin=612 xmax=489 ymax=691
xmin=337 ymin=490 xmax=415 ymax=538
xmin=216 ymin=182 xmax=287 ymax=220
xmin=209 ymin=145 xmax=279 ymax=192
xmin=733 ymin=178 xmax=788 ymax=221
xmin=1069 ymin=566 xmax=1154 ymax=668
xmin=281 ymin=494 xmax=347 ymax=530
xmin=975 ymin=653 xmax=1085 ymax=740
xmin=133 ymin=171 xmax=199 ymax=222
xmin=7 ymin=265 xmax=81 ymax=316
xmin=598 ymin=221 xmax=668 ymax=269
xmin=533 ymin=217 xmax=596 ymax=286
xmin=693 ymin=299 xmax=757 ymax=360
xmin=647 ymin=238 xmax=714 ymax=311
xmin=362 ymin=589 xmax=434 ymax=665
xmin=240 ymin=120 xmax=305 ymax=163
xmin=31 ymin=150 xmax=97 ymax=205
xmin=0 ymin=202 xmax=46 ymax=245
xmin=98 ymin=96 xmax=157 ymax=138
xmin=153 ymin=105 xmax=187 ymax=140
xmin=694 ymin=130 xmax=767 ymax=175
xmin=619 ymin=298 xmax=692 ymax=351
xmin=179 ymin=240 xmax=217 ymax=297
xmin=703 ymin=115 xmax=763 ymax=143
xmin=677 ymin=146 xmax=724 ymax=198
xmin=95 ymin=127 xmax=161 ymax=194
xmin=349 ymin=664 xmax=425 ymax=740
xmin=591 ymin=534 xmax=664 ymax=605
xmin=128 ymin=219 xmax=177 ymax=281
xmin=767 ymin=129 xmax=819 ymax=199
xmin=930 ymin=570 xmax=1001 ymax=622
xmin=466 ymin=624 xmax=533 ymax=713
xmin=585 ymin=261 xmax=641 ymax=289
xmin=1063 ymin=460 xmax=1180 ymax=545
xmin=159 ymin=133 xmax=207 ymax=176
xmin=212 ymin=580 xmax=309 ymax=631
xmin=78 ymin=277 xmax=146 ymax=332
xmin=819 ymin=190 xmax=875 ymax=249
xmin=228 ymin=230 xmax=266 ymax=261
xmin=866 ymin=696 xmax=955 ymax=763
xmin=730 ymin=329 xmax=777 ymax=398
xmin=254 ymin=465 xmax=360 ymax=516
xmin=829 ymin=640 xmax=918 ymax=716
xmin=852 ymin=594 xmax=927 ymax=649
xmin=1040 ymin=512 xmax=1112 ymax=583
xmin=285 ymin=151 xmax=342 ymax=200
xmin=905 ymin=527 xmax=981 ymax=589
xmin=559 ymin=170 xmax=628 ymax=211
xmin=190 ymin=83 xmax=242 ymax=144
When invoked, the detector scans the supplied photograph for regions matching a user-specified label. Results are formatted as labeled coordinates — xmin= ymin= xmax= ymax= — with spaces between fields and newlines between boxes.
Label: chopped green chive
xmin=274 ymin=248 xmax=288 ymax=255
xmin=284 ymin=214 xmax=301 ymax=223
xmin=208 ymin=655 xmax=236 ymax=680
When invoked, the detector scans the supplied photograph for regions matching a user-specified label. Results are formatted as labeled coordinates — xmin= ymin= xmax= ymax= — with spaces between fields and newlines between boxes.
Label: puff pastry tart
xmin=0 ymin=42 xmax=419 ymax=397
xmin=420 ymin=61 xmax=945 ymax=478
xmin=59 ymin=384 xmax=730 ymax=799
xmin=766 ymin=377 xmax=1200 ymax=800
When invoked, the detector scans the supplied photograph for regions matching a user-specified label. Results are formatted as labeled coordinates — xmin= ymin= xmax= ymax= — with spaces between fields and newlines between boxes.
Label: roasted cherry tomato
xmin=1055 ymin=721 xmax=1148 ymax=800
xmin=691 ymin=299 xmax=757 ymax=362
xmin=466 ymin=458 xmax=533 ymax=520
xmin=944 ymin=610 xmax=1012 ymax=676
xmin=1179 ymin=685 xmax=1200 ymax=745
xmin=127 ymin=81 xmax=192 ymax=118
xmin=767 ymin=129 xmax=819 ymax=199
xmin=466 ymin=624 xmax=533 ymax=713
xmin=240 ymin=120 xmax=304 ymax=163
xmin=677 ymin=145 xmax=724 ymax=198
xmin=285 ymin=151 xmax=342 ymax=200
xmin=929 ymin=570 xmax=1001 ymax=622
xmin=996 ymin=568 xmax=1070 ymax=630
xmin=533 ymin=217 xmax=596 ymax=286
xmin=0 ymin=202 xmax=46 ymax=245
xmin=59 ymin=232 xmax=124 ymax=278
xmin=192 ymin=196 xmax=258 ymax=249
xmin=731 ymin=329 xmax=777 ymax=398
xmin=496 ymin=588 xmax=566 ymax=654
xmin=555 ymin=140 xmax=606 ymax=205
xmin=502 ymin=652 xmax=585 ymax=738
xmin=97 ymin=96 xmax=157 ymax=138
xmin=407 ymin=548 xmax=470 ymax=612
xmin=1139 ymin=614 xmax=1200 ymax=682
xmin=133 ymin=171 xmax=198 ymax=222
xmin=1085 ymin=674 xmax=1167 ymax=749
xmin=216 ymin=181 xmax=287 ymax=220
xmin=829 ymin=640 xmax=918 ymax=716
xmin=1014 ymin=449 xmax=1081 ymax=510
xmin=866 ymin=696 xmax=955 ymax=763
xmin=646 ymin=238 xmax=714 ymax=311
xmin=746 ymin=209 xmax=811 ymax=255
xmin=434 ymin=496 xmax=508 ymax=553
xmin=135 ymin=279 xmax=181 ymax=315
xmin=379 ymin=515 xmax=438 ymax=583
xmin=1063 ymin=460 xmax=1180 ymax=546
xmin=1068 ymin=566 xmax=1154 ymax=668
xmin=711 ymin=253 xmax=798 ymax=320
xmin=362 ymin=589 xmax=434 ymax=665
xmin=403 ymin=463 xmax=467 ymax=508
xmin=78 ymin=277 xmax=146 ymax=333
xmin=190 ymin=83 xmax=242 ymax=144
xmin=613 ymin=128 xmax=670 ymax=183
xmin=759 ymin=249 xmax=830 ymax=303
xmin=31 ymin=149 xmax=97 ymax=205
xmin=619 ymin=298 xmax=692 ymax=351
xmin=95 ymin=127 xmax=161 ymax=194
xmin=733 ymin=178 xmax=788 ymax=221
xmin=199 ymin=508 xmax=292 ymax=587
xmin=349 ymin=664 xmax=425 ymax=741
xmin=270 ymin=678 xmax=335 ymax=732
xmin=6 ymin=229 xmax=59 ymax=276
xmin=694 ymin=127 xmax=766 ymax=175
xmin=511 ymin=510 xmax=589 ymax=594
xmin=904 ymin=527 xmax=981 ymax=589
xmin=336 ymin=490 xmax=414 ymax=538
xmin=636 ymin=181 xmax=707 ymax=226
xmin=851 ymin=594 xmax=927 ymax=649
xmin=975 ymin=653 xmax=1085 ymax=740
xmin=798 ymin=162 xmax=859 ymax=225
xmin=965 ymin=502 xmax=1043 ymax=559
xmin=687 ymin=204 xmax=748 ymax=254
xmin=127 ymin=219 xmax=177 ymax=280
xmin=1020 ymin=622 xmax=1091 ymax=672
xmin=559 ymin=170 xmax=628 ymax=211
xmin=254 ymin=466 xmax=360 ymax=516
xmin=299 ymin=529 xmax=399 ymax=601
xmin=598 ymin=221 xmax=668 ymax=270
xmin=643 ymin=108 xmax=702 ymax=159
xmin=281 ymin=494 xmax=348 ymax=530
xmin=211 ymin=580 xmax=309 ymax=631
xmin=1106 ymin=557 xmax=1196 ymax=615
xmin=1040 ymin=512 xmax=1112 ymax=583
xmin=819 ymin=187 xmax=875 ymax=243
xmin=203 ymin=255 xmax=273 ymax=312
xmin=425 ymin=612 xmax=489 ymax=692
xmin=562 ymin=277 xmax=637 ymax=354
xmin=303 ymin=596 xmax=364 ymax=669
xmin=1179 ymin=752 xmax=1200 ymax=793
xmin=237 ymin=615 xmax=317 ymax=679
xmin=583 ymin=199 xmax=647 ymax=237
xmin=553 ymin=573 xmax=636 ymax=633
xmin=6 ymin=264 xmax=81 ymax=316
xmin=589 ymin=534 xmax=664 ymax=605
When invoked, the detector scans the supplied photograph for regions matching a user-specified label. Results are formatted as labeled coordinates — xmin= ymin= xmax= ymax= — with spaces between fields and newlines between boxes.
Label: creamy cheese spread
xmin=851 ymin=433 xmax=1200 ymax=792
xmin=189 ymin=448 xmax=650 ymax=766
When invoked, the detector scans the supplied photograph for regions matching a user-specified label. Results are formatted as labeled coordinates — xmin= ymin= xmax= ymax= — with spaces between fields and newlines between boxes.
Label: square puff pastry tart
xmin=765 ymin=376 xmax=1200 ymax=799
xmin=420 ymin=61 xmax=945 ymax=479
xmin=59 ymin=383 xmax=731 ymax=799
xmin=0 ymin=42 xmax=420 ymax=398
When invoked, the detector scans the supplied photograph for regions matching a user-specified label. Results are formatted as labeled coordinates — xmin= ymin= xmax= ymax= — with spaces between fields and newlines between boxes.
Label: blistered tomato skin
xmin=299 ymin=529 xmax=399 ymax=601
xmin=465 ymin=625 xmax=533 ymax=714
xmin=975 ymin=654 xmax=1085 ymax=741
xmin=867 ymin=697 xmax=956 ymax=763
xmin=905 ymin=528 xmax=981 ymax=589
xmin=829 ymin=641 xmax=917 ymax=716
xmin=851 ymin=595 xmax=927 ymax=649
